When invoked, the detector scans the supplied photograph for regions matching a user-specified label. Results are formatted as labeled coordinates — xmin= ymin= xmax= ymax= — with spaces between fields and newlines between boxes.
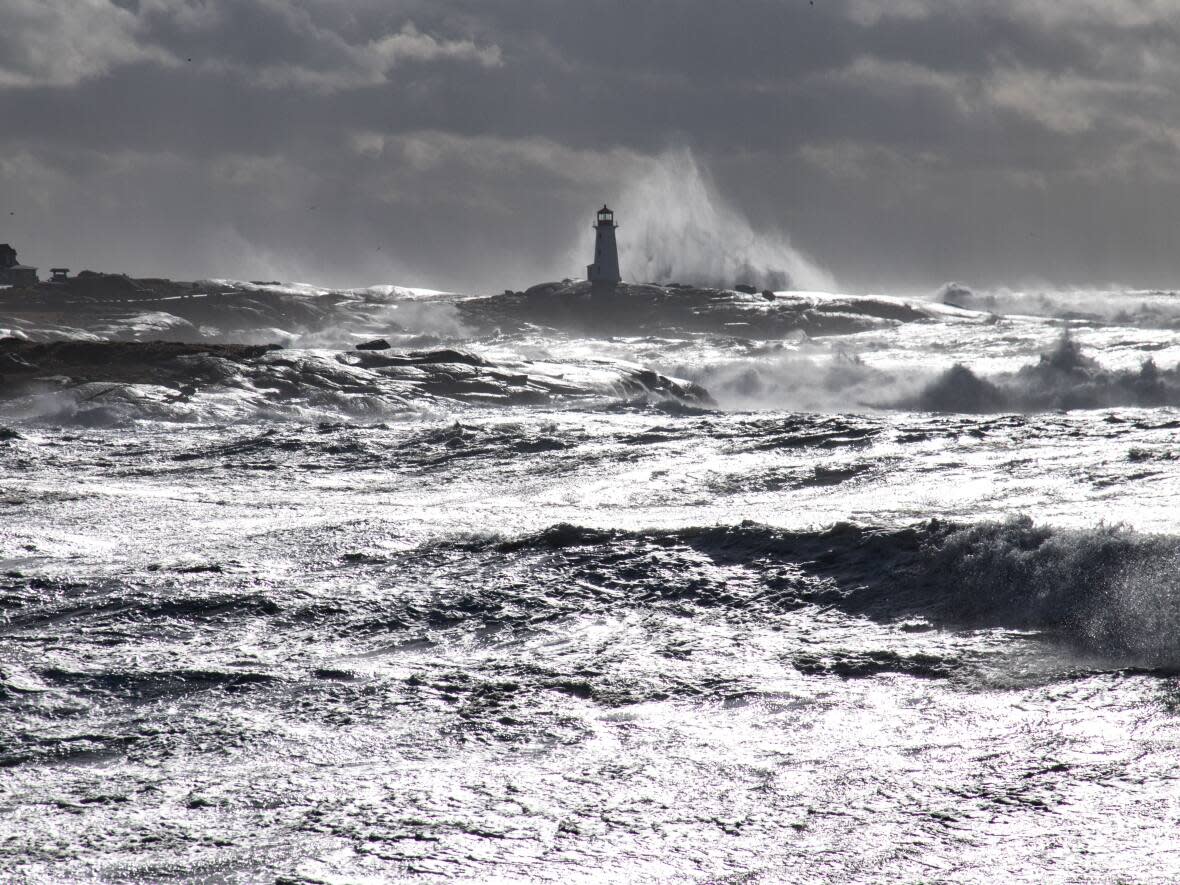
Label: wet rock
xmin=346 ymin=349 xmax=490 ymax=370
xmin=67 ymin=271 xmax=149 ymax=299
xmin=356 ymin=339 xmax=391 ymax=351
xmin=459 ymin=280 xmax=949 ymax=339
xmin=0 ymin=339 xmax=282 ymax=395
xmin=408 ymin=349 xmax=488 ymax=367
xmin=0 ymin=353 xmax=35 ymax=371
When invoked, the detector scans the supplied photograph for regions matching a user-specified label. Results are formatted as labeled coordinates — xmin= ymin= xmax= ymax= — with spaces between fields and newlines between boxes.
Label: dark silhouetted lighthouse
xmin=587 ymin=205 xmax=621 ymax=284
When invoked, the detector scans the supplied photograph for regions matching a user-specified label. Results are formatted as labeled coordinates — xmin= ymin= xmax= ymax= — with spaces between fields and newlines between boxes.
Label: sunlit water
xmin=3 ymin=285 xmax=1180 ymax=882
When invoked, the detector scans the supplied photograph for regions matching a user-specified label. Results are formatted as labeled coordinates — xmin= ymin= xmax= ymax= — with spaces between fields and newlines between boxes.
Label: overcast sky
xmin=2 ymin=0 xmax=1179 ymax=293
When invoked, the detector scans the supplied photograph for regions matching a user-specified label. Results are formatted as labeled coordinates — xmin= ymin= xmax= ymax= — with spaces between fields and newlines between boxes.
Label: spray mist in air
xmin=611 ymin=148 xmax=836 ymax=292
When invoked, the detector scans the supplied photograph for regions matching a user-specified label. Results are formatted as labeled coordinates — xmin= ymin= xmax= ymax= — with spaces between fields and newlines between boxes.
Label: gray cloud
xmin=1 ymin=0 xmax=1179 ymax=292
xmin=0 ymin=0 xmax=172 ymax=87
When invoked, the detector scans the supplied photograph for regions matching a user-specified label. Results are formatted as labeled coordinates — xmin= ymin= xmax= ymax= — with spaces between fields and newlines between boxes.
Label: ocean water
xmin=3 ymin=282 xmax=1180 ymax=883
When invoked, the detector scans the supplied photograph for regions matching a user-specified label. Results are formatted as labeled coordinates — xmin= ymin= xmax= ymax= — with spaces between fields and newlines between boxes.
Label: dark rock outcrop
xmin=0 ymin=338 xmax=281 ymax=393
xmin=458 ymin=280 xmax=939 ymax=339
xmin=0 ymin=276 xmax=355 ymax=339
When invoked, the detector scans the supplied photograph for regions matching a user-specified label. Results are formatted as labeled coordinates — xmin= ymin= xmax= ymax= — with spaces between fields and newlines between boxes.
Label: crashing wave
xmin=677 ymin=330 xmax=1180 ymax=414
xmin=470 ymin=516 xmax=1180 ymax=669
xmin=937 ymin=281 xmax=1180 ymax=329
xmin=905 ymin=331 xmax=1180 ymax=412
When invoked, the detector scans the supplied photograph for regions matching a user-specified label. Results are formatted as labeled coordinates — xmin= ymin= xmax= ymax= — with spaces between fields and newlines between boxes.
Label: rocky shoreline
xmin=1 ymin=274 xmax=985 ymax=344
xmin=0 ymin=273 xmax=988 ymax=423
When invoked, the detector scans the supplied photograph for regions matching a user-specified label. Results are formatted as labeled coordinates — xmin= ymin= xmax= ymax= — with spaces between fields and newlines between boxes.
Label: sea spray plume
xmin=215 ymin=282 xmax=473 ymax=350
xmin=294 ymin=298 xmax=472 ymax=350
xmin=909 ymin=363 xmax=1008 ymax=413
xmin=1098 ymin=548 xmax=1180 ymax=665
xmin=613 ymin=149 xmax=836 ymax=292
xmin=665 ymin=348 xmax=906 ymax=413
xmin=911 ymin=517 xmax=1180 ymax=668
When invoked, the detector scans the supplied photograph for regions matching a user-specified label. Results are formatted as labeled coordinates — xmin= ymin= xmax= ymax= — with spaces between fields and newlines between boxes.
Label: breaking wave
xmin=0 ymin=340 xmax=713 ymax=425
xmin=938 ymin=281 xmax=1180 ymax=329
xmin=905 ymin=332 xmax=1180 ymax=412
xmin=675 ymin=331 xmax=1180 ymax=414
xmin=479 ymin=517 xmax=1180 ymax=669
xmin=10 ymin=515 xmax=1180 ymax=680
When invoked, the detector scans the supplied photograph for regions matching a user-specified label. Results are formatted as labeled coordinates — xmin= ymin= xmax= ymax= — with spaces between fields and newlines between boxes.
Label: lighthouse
xmin=586 ymin=205 xmax=621 ymax=285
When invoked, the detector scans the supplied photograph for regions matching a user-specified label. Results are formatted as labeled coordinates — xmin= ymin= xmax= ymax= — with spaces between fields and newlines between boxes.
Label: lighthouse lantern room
xmin=587 ymin=204 xmax=621 ymax=285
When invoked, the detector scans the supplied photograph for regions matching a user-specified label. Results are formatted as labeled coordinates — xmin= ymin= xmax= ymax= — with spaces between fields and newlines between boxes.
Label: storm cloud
xmin=1 ymin=0 xmax=1179 ymax=292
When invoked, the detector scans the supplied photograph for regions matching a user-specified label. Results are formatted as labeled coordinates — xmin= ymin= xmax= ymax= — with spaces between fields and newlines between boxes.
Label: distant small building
xmin=0 ymin=243 xmax=38 ymax=286
xmin=587 ymin=205 xmax=621 ymax=284
xmin=50 ymin=268 xmax=69 ymax=282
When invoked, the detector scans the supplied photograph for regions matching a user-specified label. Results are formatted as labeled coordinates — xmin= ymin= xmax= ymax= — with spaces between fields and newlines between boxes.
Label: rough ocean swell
xmin=4 ymin=276 xmax=1180 ymax=882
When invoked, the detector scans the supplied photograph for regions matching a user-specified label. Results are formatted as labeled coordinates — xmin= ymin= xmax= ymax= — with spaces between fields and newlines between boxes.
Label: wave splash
xmin=483 ymin=517 xmax=1180 ymax=669
xmin=612 ymin=149 xmax=836 ymax=292
xmin=676 ymin=331 xmax=1180 ymax=413
xmin=908 ymin=332 xmax=1180 ymax=412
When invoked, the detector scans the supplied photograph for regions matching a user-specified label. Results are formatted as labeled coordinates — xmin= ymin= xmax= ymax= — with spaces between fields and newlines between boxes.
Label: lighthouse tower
xmin=587 ymin=205 xmax=621 ymax=285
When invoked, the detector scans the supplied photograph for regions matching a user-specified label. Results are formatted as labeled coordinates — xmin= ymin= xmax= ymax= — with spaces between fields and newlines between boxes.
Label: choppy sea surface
xmin=3 ymin=281 xmax=1180 ymax=883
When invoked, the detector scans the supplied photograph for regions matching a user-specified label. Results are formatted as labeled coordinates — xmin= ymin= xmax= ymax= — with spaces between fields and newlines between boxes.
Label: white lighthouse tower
xmin=587 ymin=204 xmax=621 ymax=285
